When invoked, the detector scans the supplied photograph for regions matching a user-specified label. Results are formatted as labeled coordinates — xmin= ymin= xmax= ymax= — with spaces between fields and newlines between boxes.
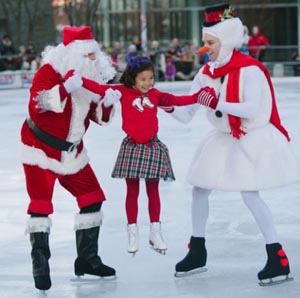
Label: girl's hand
xmin=103 ymin=89 xmax=122 ymax=107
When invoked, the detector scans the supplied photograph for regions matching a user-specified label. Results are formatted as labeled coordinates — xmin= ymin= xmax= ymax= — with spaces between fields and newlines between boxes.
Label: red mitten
xmin=64 ymin=69 xmax=75 ymax=80
xmin=159 ymin=105 xmax=175 ymax=113
xmin=193 ymin=86 xmax=218 ymax=109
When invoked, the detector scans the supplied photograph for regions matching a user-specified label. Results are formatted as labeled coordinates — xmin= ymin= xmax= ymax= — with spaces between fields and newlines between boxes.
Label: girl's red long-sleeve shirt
xmin=82 ymin=77 xmax=196 ymax=143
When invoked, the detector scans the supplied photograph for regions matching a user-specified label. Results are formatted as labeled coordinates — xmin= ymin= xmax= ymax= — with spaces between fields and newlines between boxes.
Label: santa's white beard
xmin=60 ymin=54 xmax=102 ymax=82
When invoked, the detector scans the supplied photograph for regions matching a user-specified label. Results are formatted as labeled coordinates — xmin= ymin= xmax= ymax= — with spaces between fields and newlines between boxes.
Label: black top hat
xmin=203 ymin=3 xmax=235 ymax=27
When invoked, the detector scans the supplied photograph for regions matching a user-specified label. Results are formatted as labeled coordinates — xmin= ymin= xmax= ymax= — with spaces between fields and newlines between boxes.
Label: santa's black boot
xmin=175 ymin=236 xmax=207 ymax=277
xmin=74 ymin=211 xmax=116 ymax=278
xmin=26 ymin=217 xmax=52 ymax=291
xmin=258 ymin=243 xmax=293 ymax=285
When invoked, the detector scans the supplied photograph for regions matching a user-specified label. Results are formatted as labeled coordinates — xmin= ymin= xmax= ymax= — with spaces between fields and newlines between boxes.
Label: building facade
xmin=92 ymin=0 xmax=299 ymax=61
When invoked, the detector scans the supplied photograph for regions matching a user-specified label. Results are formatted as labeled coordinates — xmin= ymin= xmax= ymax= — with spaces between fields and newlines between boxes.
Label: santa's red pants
xmin=23 ymin=164 xmax=105 ymax=215
xmin=125 ymin=178 xmax=161 ymax=224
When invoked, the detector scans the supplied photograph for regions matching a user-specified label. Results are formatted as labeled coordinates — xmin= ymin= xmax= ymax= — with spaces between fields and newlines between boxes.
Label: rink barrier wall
xmin=0 ymin=63 xmax=300 ymax=90
xmin=0 ymin=70 xmax=34 ymax=90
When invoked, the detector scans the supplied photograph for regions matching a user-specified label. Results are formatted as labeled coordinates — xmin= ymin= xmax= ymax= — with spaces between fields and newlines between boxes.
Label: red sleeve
xmin=29 ymin=64 xmax=69 ymax=113
xmin=82 ymin=77 xmax=111 ymax=97
xmin=158 ymin=91 xmax=196 ymax=107
xmin=101 ymin=105 xmax=114 ymax=122
xmin=261 ymin=35 xmax=269 ymax=46
xmin=31 ymin=64 xmax=65 ymax=98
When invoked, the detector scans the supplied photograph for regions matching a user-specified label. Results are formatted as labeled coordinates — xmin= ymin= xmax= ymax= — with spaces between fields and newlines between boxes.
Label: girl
xmin=79 ymin=56 xmax=208 ymax=255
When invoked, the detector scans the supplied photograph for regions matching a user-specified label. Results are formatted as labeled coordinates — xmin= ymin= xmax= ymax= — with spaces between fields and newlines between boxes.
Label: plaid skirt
xmin=112 ymin=136 xmax=175 ymax=181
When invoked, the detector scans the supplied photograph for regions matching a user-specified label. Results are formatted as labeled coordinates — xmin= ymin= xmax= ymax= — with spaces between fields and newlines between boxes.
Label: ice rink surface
xmin=0 ymin=78 xmax=300 ymax=298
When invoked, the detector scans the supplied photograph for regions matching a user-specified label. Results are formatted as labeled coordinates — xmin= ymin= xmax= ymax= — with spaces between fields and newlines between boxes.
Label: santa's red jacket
xmin=21 ymin=64 xmax=114 ymax=175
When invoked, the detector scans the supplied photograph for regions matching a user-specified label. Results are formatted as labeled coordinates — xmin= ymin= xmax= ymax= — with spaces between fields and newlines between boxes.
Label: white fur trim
xmin=46 ymin=85 xmax=67 ymax=113
xmin=74 ymin=211 xmax=103 ymax=230
xmin=25 ymin=217 xmax=52 ymax=234
xmin=21 ymin=144 xmax=90 ymax=175
xmin=66 ymin=40 xmax=99 ymax=57
xmin=95 ymin=98 xmax=115 ymax=125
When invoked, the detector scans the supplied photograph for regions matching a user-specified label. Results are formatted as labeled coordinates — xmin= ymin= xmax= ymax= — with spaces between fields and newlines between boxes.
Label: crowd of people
xmin=0 ymin=24 xmax=274 ymax=80
xmin=0 ymin=35 xmax=41 ymax=72
xmin=3 ymin=24 xmax=300 ymax=78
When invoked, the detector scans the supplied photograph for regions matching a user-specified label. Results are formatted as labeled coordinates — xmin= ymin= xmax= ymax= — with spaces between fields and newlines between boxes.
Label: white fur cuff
xmin=74 ymin=211 xmax=103 ymax=231
xmin=25 ymin=217 xmax=52 ymax=235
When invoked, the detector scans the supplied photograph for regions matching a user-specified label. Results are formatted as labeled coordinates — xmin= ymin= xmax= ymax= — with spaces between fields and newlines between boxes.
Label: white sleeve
xmin=216 ymin=66 xmax=264 ymax=119
xmin=171 ymin=71 xmax=202 ymax=123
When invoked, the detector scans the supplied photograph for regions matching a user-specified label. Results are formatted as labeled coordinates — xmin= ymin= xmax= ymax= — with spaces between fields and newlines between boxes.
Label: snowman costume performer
xmin=21 ymin=26 xmax=120 ymax=291
xmin=172 ymin=4 xmax=300 ymax=285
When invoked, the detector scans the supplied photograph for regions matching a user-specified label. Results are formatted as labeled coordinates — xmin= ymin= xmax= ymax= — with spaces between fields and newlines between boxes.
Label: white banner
xmin=0 ymin=70 xmax=34 ymax=89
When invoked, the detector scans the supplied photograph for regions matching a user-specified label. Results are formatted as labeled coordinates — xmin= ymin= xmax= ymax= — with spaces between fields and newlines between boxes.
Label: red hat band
xmin=203 ymin=4 xmax=235 ymax=27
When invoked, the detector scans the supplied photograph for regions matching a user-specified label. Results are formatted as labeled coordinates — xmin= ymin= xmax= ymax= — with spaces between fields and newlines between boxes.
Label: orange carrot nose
xmin=195 ymin=46 xmax=209 ymax=55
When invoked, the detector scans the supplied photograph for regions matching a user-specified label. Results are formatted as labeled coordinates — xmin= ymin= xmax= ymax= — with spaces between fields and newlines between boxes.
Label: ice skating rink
xmin=0 ymin=79 xmax=300 ymax=298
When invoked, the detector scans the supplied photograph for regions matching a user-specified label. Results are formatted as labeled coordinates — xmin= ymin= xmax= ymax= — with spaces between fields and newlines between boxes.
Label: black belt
xmin=26 ymin=118 xmax=80 ymax=152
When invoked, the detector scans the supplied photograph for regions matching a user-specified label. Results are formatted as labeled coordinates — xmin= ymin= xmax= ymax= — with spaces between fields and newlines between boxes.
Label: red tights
xmin=125 ymin=178 xmax=160 ymax=224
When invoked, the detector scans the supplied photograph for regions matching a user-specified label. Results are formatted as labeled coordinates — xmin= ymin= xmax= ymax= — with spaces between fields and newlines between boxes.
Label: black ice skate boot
xmin=175 ymin=236 xmax=207 ymax=277
xmin=74 ymin=211 xmax=116 ymax=279
xmin=258 ymin=242 xmax=293 ymax=286
xmin=26 ymin=217 xmax=52 ymax=291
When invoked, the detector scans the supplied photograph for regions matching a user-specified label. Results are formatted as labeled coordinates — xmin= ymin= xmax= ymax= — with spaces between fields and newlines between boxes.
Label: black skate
xmin=30 ymin=232 xmax=52 ymax=291
xmin=258 ymin=243 xmax=293 ymax=286
xmin=175 ymin=236 xmax=207 ymax=277
xmin=74 ymin=226 xmax=116 ymax=280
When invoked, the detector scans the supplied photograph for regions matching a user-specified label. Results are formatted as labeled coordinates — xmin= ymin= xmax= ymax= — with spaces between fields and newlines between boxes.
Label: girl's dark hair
xmin=120 ymin=56 xmax=155 ymax=88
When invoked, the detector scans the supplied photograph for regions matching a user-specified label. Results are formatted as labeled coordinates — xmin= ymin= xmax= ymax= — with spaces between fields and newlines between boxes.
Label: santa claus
xmin=21 ymin=26 xmax=120 ymax=291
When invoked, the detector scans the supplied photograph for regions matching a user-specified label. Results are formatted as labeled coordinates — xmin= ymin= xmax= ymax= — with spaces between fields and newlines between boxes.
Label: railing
xmin=1 ymin=45 xmax=300 ymax=90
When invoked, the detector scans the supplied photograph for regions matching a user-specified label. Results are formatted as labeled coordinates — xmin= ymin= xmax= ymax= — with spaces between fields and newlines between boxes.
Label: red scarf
xmin=203 ymin=50 xmax=290 ymax=141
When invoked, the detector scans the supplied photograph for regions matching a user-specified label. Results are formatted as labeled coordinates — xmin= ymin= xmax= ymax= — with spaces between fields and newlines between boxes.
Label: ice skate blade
xmin=149 ymin=241 xmax=167 ymax=255
xmin=174 ymin=267 xmax=208 ymax=278
xmin=38 ymin=290 xmax=47 ymax=297
xmin=150 ymin=245 xmax=167 ymax=255
xmin=259 ymin=275 xmax=294 ymax=287
xmin=128 ymin=250 xmax=138 ymax=257
xmin=71 ymin=275 xmax=117 ymax=283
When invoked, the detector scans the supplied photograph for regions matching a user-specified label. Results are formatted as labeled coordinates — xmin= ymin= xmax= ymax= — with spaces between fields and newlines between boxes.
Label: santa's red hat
xmin=62 ymin=26 xmax=94 ymax=46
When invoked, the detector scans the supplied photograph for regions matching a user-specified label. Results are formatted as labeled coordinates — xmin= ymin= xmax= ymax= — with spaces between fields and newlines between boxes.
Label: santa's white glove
xmin=63 ymin=70 xmax=83 ymax=93
xmin=103 ymin=88 xmax=122 ymax=107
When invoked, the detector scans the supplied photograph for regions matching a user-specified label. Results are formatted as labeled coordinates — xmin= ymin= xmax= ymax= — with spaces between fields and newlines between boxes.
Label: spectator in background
xmin=248 ymin=25 xmax=269 ymax=61
xmin=30 ymin=54 xmax=42 ymax=72
xmin=110 ymin=41 xmax=126 ymax=81
xmin=25 ymin=41 xmax=37 ymax=64
xmin=15 ymin=45 xmax=31 ymax=70
xmin=164 ymin=55 xmax=176 ymax=81
xmin=132 ymin=35 xmax=142 ymax=52
xmin=0 ymin=34 xmax=17 ymax=70
xmin=175 ymin=42 xmax=197 ymax=81
xmin=125 ymin=44 xmax=139 ymax=63
xmin=170 ymin=38 xmax=183 ymax=58
xmin=292 ymin=53 xmax=300 ymax=76
xmin=240 ymin=25 xmax=250 ymax=55
xmin=148 ymin=40 xmax=166 ymax=81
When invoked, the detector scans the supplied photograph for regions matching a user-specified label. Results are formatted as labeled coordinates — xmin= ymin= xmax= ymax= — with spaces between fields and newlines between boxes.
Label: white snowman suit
xmin=173 ymin=16 xmax=300 ymax=243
